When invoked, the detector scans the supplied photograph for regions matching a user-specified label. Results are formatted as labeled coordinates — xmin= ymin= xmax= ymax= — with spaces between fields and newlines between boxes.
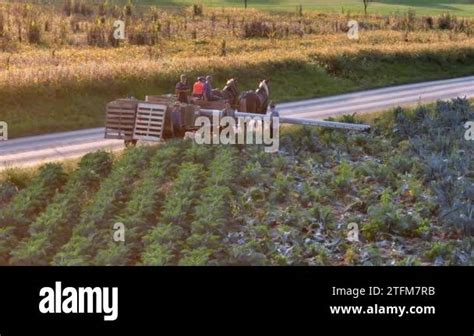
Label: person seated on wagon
xmin=203 ymin=75 xmax=220 ymax=101
xmin=192 ymin=76 xmax=205 ymax=98
xmin=175 ymin=74 xmax=190 ymax=103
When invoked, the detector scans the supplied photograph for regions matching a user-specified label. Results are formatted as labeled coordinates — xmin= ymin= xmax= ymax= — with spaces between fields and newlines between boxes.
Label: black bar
xmin=0 ymin=267 xmax=471 ymax=335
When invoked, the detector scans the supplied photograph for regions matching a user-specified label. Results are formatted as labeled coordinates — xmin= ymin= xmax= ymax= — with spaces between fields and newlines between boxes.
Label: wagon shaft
xmin=279 ymin=116 xmax=371 ymax=131
xmin=232 ymin=111 xmax=371 ymax=131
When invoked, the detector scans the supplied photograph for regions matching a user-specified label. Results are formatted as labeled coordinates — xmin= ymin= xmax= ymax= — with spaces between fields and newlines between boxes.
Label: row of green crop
xmin=140 ymin=144 xmax=216 ymax=265
xmin=8 ymin=152 xmax=113 ymax=265
xmin=93 ymin=141 xmax=185 ymax=266
xmin=0 ymin=163 xmax=68 ymax=264
xmin=140 ymin=162 xmax=206 ymax=265
xmin=52 ymin=147 xmax=153 ymax=266
xmin=221 ymin=147 xmax=303 ymax=265
xmin=178 ymin=147 xmax=241 ymax=265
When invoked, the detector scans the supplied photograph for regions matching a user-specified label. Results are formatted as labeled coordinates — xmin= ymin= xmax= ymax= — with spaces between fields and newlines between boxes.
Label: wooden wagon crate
xmin=146 ymin=96 xmax=172 ymax=134
xmin=133 ymin=103 xmax=168 ymax=141
xmin=105 ymin=97 xmax=202 ymax=142
xmin=146 ymin=95 xmax=199 ymax=132
xmin=105 ymin=99 xmax=138 ymax=140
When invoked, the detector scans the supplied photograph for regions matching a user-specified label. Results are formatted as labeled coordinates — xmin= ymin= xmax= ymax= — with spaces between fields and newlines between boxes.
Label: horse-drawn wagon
xmin=104 ymin=79 xmax=371 ymax=146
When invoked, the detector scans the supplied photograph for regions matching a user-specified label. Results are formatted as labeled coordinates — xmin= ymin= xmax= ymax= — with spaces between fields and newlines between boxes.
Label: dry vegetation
xmin=1 ymin=3 xmax=473 ymax=89
xmin=2 ymin=34 xmax=474 ymax=89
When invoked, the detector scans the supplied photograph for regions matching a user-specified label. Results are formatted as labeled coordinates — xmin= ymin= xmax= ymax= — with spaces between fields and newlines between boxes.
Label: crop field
xmin=1 ymin=1 xmax=474 ymax=137
xmin=0 ymin=99 xmax=472 ymax=266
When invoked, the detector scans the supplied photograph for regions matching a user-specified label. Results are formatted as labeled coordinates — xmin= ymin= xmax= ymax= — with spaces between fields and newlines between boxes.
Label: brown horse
xmin=238 ymin=79 xmax=270 ymax=114
xmin=212 ymin=78 xmax=240 ymax=107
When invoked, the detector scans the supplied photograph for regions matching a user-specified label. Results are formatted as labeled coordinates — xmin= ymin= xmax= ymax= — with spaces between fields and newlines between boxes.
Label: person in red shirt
xmin=192 ymin=76 xmax=205 ymax=98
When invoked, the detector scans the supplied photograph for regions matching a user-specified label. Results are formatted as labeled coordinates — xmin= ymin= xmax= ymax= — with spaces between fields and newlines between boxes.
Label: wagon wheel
xmin=124 ymin=139 xmax=138 ymax=147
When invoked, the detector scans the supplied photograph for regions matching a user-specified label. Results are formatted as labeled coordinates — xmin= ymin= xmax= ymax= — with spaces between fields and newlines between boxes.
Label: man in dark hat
xmin=175 ymin=74 xmax=190 ymax=103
